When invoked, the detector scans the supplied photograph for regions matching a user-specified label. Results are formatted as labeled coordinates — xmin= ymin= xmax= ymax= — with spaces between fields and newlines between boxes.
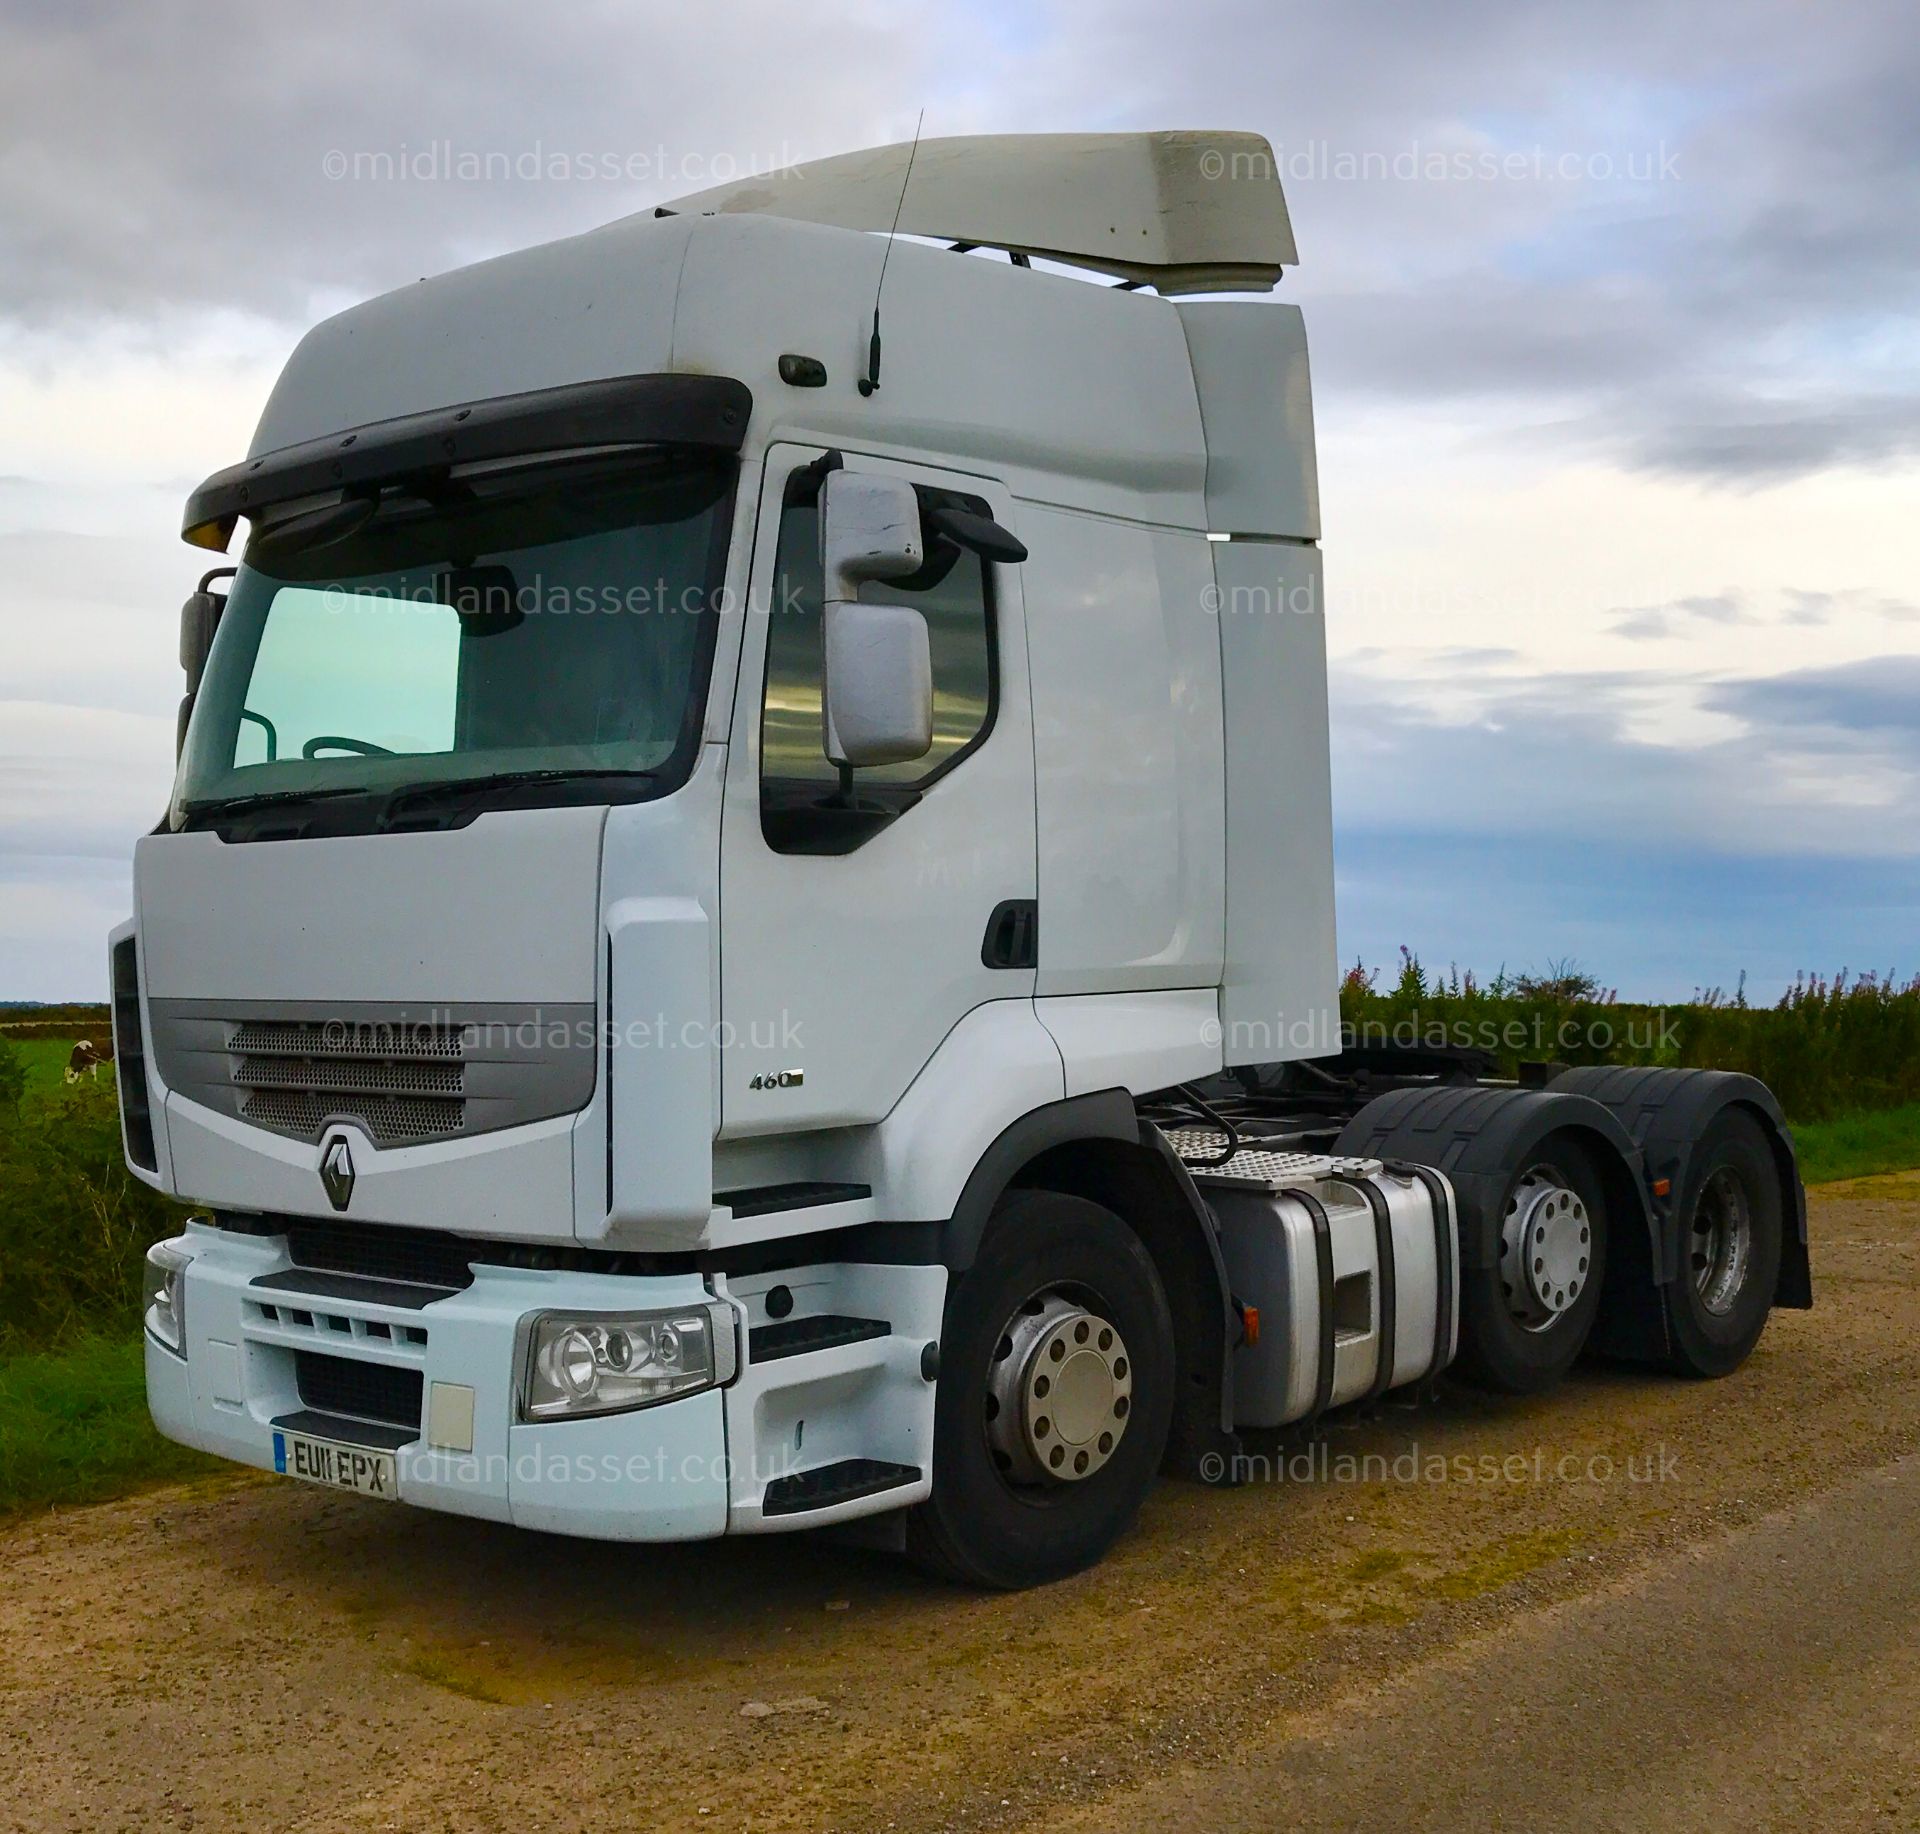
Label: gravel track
xmin=2 ymin=1173 xmax=1914 ymax=1833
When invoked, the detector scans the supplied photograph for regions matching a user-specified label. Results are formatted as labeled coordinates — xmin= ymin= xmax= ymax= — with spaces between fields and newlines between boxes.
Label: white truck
xmin=124 ymin=132 xmax=1809 ymax=1587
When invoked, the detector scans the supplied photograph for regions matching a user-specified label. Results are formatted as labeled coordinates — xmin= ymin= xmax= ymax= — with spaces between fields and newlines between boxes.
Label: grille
xmin=287 ymin=1220 xmax=478 ymax=1291
xmin=294 ymin=1350 xmax=424 ymax=1431
xmin=235 ymin=1055 xmax=464 ymax=1096
xmin=230 ymin=1019 xmax=468 ymax=1144
xmin=231 ymin=1020 xmax=466 ymax=1059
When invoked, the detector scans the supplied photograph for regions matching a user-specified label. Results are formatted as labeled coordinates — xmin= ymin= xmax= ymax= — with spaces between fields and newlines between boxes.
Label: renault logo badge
xmin=319 ymin=1135 xmax=356 ymax=1211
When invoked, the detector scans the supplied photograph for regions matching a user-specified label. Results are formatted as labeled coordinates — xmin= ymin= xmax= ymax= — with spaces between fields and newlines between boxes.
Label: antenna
xmin=858 ymin=109 xmax=924 ymax=397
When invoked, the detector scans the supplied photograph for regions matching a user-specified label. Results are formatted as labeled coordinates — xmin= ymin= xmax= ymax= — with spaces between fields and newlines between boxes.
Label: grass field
xmin=1793 ymin=1104 xmax=1920 ymax=1186
xmin=7 ymin=1037 xmax=113 ymax=1100
xmin=0 ymin=1337 xmax=220 ymax=1516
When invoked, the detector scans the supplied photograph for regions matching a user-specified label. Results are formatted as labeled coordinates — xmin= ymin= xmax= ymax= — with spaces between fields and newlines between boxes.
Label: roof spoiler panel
xmin=655 ymin=131 xmax=1297 ymax=295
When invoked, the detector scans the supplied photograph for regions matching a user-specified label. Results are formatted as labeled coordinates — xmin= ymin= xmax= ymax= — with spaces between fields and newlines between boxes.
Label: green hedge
xmin=1341 ymin=954 xmax=1920 ymax=1124
xmin=3 ymin=964 xmax=1916 ymax=1355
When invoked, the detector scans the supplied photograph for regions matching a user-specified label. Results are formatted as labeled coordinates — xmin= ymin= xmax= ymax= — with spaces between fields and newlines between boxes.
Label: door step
xmin=762 ymin=1458 xmax=922 ymax=1518
xmin=749 ymin=1314 xmax=890 ymax=1363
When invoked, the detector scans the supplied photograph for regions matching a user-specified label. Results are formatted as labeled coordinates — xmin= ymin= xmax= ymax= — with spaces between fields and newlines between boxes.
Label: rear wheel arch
xmin=1337 ymin=1085 xmax=1652 ymax=1394
xmin=1336 ymin=1084 xmax=1655 ymax=1274
xmin=1550 ymin=1067 xmax=1809 ymax=1310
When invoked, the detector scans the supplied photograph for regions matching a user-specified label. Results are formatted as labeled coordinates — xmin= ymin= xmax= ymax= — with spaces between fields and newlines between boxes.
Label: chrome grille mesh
xmin=230 ymin=1019 xmax=469 ymax=1144
xmin=234 ymin=1055 xmax=464 ymax=1097
xmin=230 ymin=1020 xmax=466 ymax=1059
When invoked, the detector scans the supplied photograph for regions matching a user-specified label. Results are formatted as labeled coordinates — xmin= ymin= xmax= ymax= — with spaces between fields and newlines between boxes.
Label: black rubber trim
xmin=1294 ymin=1189 xmax=1338 ymax=1423
xmin=252 ymin=1268 xmax=455 ymax=1312
xmin=717 ymin=1181 xmax=872 ymax=1220
xmin=749 ymin=1314 xmax=888 ymax=1362
xmin=270 ymin=1409 xmax=417 ymax=1451
xmin=1136 ymin=1124 xmax=1245 ymax=1442
xmin=1392 ymin=1160 xmax=1457 ymax=1377
xmin=183 ymin=373 xmax=752 ymax=539
xmin=942 ymin=1090 xmax=1142 ymax=1272
xmin=762 ymin=1457 xmax=921 ymax=1517
xmin=1353 ymin=1177 xmax=1398 ymax=1403
xmin=110 ymin=936 xmax=156 ymax=1172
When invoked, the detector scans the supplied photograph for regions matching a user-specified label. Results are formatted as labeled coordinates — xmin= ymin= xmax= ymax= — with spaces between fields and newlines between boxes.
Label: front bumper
xmin=146 ymin=1220 xmax=947 ymax=1541
xmin=145 ymin=1220 xmax=734 ymax=1541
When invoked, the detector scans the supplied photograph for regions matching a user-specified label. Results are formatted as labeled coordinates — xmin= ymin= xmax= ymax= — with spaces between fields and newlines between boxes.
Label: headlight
xmin=143 ymin=1238 xmax=192 ymax=1358
xmin=520 ymin=1304 xmax=736 ymax=1421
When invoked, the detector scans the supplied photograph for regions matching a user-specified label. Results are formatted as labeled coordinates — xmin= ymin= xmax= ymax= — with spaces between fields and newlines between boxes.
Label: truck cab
xmin=125 ymin=133 xmax=1806 ymax=1586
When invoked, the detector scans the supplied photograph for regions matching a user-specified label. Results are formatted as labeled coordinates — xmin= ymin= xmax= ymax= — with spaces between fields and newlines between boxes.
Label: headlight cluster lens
xmin=522 ymin=1308 xmax=730 ymax=1420
xmin=142 ymin=1239 xmax=192 ymax=1358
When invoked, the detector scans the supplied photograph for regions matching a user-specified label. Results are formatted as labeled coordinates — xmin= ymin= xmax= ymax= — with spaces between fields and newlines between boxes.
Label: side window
xmin=760 ymin=471 xmax=998 ymax=851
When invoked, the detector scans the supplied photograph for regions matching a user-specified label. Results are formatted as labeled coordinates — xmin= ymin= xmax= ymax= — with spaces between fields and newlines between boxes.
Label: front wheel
xmin=907 ymin=1190 xmax=1174 ymax=1589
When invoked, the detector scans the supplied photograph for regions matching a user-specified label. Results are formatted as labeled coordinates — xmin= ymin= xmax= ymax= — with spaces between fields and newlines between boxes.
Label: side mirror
xmin=927 ymin=503 xmax=1028 ymax=565
xmin=823 ymin=600 xmax=933 ymax=768
xmin=818 ymin=469 xmax=932 ymax=769
xmin=179 ymin=568 xmax=234 ymax=694
xmin=179 ymin=593 xmax=220 ymax=693
xmin=819 ymin=469 xmax=923 ymax=599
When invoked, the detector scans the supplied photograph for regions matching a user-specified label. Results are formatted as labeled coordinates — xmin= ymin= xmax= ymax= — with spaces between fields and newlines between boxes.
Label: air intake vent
xmin=230 ymin=1019 xmax=467 ymax=1145
xmin=294 ymin=1350 xmax=424 ymax=1431
xmin=286 ymin=1219 xmax=478 ymax=1292
xmin=110 ymin=937 xmax=156 ymax=1171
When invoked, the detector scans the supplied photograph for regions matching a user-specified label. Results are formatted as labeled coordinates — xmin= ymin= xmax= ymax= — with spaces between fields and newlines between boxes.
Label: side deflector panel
xmin=606 ymin=896 xmax=714 ymax=1236
xmin=1211 ymin=538 xmax=1338 ymax=1064
xmin=1175 ymin=302 xmax=1320 ymax=541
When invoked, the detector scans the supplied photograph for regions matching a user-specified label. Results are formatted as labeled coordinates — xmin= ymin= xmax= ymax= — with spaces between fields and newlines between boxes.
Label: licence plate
xmin=273 ymin=1429 xmax=397 ymax=1500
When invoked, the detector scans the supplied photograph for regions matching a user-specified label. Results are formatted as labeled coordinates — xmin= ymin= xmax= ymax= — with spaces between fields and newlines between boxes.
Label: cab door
xmin=717 ymin=444 xmax=1037 ymax=1134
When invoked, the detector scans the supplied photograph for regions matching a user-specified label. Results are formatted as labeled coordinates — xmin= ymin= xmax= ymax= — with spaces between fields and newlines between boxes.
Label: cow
xmin=65 ymin=1038 xmax=114 ymax=1082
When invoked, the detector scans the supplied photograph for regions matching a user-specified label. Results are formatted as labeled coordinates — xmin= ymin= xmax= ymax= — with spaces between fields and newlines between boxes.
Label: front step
xmin=749 ymin=1313 xmax=889 ymax=1362
xmin=762 ymin=1458 xmax=922 ymax=1518
xmin=723 ymin=1261 xmax=947 ymax=1532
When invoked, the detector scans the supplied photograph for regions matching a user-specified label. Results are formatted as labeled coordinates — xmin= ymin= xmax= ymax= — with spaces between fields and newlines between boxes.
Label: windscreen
xmin=171 ymin=452 xmax=732 ymax=825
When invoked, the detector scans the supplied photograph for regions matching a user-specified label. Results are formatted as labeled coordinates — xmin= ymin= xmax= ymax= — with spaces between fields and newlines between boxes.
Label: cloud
xmin=1707 ymin=656 xmax=1920 ymax=743
xmin=1332 ymin=650 xmax=1920 ymax=860
xmin=1608 ymin=591 xmax=1751 ymax=640
xmin=0 ymin=0 xmax=960 ymax=329
xmin=997 ymin=0 xmax=1920 ymax=484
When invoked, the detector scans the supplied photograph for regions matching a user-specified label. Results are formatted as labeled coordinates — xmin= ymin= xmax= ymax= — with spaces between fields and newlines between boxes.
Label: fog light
xmin=521 ymin=1305 xmax=737 ymax=1421
xmin=143 ymin=1238 xmax=192 ymax=1359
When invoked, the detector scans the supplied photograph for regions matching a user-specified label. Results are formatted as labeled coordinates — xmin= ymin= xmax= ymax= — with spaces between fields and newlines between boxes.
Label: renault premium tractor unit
xmin=122 ymin=132 xmax=1809 ymax=1587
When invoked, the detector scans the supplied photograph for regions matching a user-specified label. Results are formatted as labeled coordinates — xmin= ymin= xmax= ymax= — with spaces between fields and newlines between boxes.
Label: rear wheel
xmin=907 ymin=1189 xmax=1174 ymax=1589
xmin=1453 ymin=1133 xmax=1609 ymax=1394
xmin=1663 ymin=1110 xmax=1783 ymax=1378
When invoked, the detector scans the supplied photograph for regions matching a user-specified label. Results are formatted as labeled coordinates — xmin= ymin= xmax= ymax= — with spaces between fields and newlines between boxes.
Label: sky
xmin=1 ymin=0 xmax=1915 ymax=1002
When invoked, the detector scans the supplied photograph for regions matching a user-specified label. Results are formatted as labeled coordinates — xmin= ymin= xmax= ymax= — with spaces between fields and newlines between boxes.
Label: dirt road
xmin=2 ymin=1174 xmax=1916 ymax=1834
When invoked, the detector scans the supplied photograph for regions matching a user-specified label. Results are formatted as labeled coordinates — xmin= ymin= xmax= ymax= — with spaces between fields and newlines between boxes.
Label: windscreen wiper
xmin=380 ymin=767 xmax=659 ymax=823
xmin=177 ymin=785 xmax=371 ymax=824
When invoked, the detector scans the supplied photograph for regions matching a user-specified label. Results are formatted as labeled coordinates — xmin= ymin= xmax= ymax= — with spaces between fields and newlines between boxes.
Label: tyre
xmin=907 ymin=1189 xmax=1175 ymax=1589
xmin=1453 ymin=1132 xmax=1609 ymax=1395
xmin=1661 ymin=1109 xmax=1783 ymax=1378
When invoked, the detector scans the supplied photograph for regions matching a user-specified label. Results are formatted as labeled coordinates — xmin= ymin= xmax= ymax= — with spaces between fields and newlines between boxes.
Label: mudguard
xmin=1334 ymin=1083 xmax=1655 ymax=1277
xmin=1549 ymin=1066 xmax=1811 ymax=1309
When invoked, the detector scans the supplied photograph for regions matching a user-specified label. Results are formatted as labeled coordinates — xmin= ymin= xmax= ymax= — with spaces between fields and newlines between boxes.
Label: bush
xmin=0 ymin=1066 xmax=190 ymax=1354
xmin=1339 ymin=952 xmax=1920 ymax=1123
